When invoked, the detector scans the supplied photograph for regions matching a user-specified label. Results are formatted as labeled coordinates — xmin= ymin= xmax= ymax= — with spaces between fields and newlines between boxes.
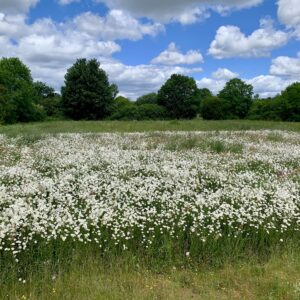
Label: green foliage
xmin=218 ymin=78 xmax=254 ymax=119
xmin=158 ymin=74 xmax=200 ymax=119
xmin=200 ymin=96 xmax=225 ymax=120
xmin=0 ymin=58 xmax=45 ymax=124
xmin=33 ymin=81 xmax=62 ymax=117
xmin=136 ymin=93 xmax=158 ymax=105
xmin=279 ymin=82 xmax=300 ymax=121
xmin=112 ymin=96 xmax=133 ymax=112
xmin=247 ymin=98 xmax=282 ymax=121
xmin=61 ymin=58 xmax=116 ymax=120
xmin=111 ymin=104 xmax=167 ymax=120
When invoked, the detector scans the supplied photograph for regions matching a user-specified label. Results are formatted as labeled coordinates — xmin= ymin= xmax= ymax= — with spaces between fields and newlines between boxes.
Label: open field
xmin=0 ymin=119 xmax=300 ymax=136
xmin=1 ymin=122 xmax=300 ymax=299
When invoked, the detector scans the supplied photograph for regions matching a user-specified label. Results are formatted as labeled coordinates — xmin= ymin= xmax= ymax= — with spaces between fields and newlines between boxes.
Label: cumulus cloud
xmin=208 ymin=18 xmax=289 ymax=58
xmin=212 ymin=68 xmax=239 ymax=80
xmin=73 ymin=10 xmax=164 ymax=41
xmin=151 ymin=43 xmax=203 ymax=65
xmin=277 ymin=0 xmax=300 ymax=38
xmin=270 ymin=53 xmax=300 ymax=79
xmin=247 ymin=75 xmax=293 ymax=97
xmin=95 ymin=0 xmax=263 ymax=24
xmin=0 ymin=0 xmax=38 ymax=13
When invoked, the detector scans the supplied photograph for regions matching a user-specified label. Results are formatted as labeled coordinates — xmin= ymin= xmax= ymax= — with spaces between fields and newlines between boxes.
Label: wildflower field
xmin=1 ymin=121 xmax=300 ymax=299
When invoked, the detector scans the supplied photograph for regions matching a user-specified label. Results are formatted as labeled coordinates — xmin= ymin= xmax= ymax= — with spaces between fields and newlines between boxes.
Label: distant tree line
xmin=0 ymin=57 xmax=299 ymax=124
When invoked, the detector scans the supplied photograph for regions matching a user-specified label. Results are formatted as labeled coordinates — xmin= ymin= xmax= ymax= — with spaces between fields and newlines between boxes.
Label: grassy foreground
xmin=1 ymin=121 xmax=300 ymax=300
xmin=0 ymin=119 xmax=300 ymax=135
xmin=2 ymin=247 xmax=300 ymax=300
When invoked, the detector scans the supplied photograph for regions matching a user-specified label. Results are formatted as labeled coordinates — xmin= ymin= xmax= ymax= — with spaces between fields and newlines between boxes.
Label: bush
xmin=136 ymin=93 xmax=158 ymax=105
xmin=111 ymin=104 xmax=167 ymax=120
xmin=247 ymin=98 xmax=282 ymax=121
xmin=112 ymin=96 xmax=133 ymax=112
xmin=200 ymin=96 xmax=225 ymax=120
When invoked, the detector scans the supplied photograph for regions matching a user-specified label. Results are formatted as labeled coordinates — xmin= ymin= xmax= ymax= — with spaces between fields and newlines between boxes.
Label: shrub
xmin=111 ymin=104 xmax=167 ymax=120
xmin=136 ymin=93 xmax=158 ymax=105
xmin=247 ymin=98 xmax=282 ymax=121
xmin=200 ymin=96 xmax=225 ymax=120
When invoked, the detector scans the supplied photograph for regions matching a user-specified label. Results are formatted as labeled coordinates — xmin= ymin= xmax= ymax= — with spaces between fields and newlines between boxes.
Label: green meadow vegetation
xmin=1 ymin=56 xmax=300 ymax=300
xmin=0 ymin=122 xmax=300 ymax=299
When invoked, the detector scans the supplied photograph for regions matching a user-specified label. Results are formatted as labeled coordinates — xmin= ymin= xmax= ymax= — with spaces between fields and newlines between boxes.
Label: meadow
xmin=1 ymin=120 xmax=300 ymax=300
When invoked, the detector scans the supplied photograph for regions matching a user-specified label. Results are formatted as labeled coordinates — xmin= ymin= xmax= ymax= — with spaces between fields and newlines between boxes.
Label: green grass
xmin=0 ymin=119 xmax=300 ymax=136
xmin=2 ymin=245 xmax=300 ymax=300
xmin=1 ymin=120 xmax=300 ymax=299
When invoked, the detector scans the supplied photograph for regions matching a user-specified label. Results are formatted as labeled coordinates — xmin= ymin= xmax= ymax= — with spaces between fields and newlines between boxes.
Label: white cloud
xmin=208 ymin=18 xmax=289 ymax=58
xmin=212 ymin=68 xmax=239 ymax=80
xmin=197 ymin=77 xmax=227 ymax=95
xmin=247 ymin=75 xmax=293 ymax=98
xmin=73 ymin=10 xmax=163 ymax=41
xmin=277 ymin=0 xmax=300 ymax=38
xmin=58 ymin=0 xmax=79 ymax=4
xmin=151 ymin=43 xmax=203 ymax=65
xmin=270 ymin=53 xmax=300 ymax=79
xmin=0 ymin=0 xmax=38 ymax=14
xmin=96 ymin=0 xmax=263 ymax=24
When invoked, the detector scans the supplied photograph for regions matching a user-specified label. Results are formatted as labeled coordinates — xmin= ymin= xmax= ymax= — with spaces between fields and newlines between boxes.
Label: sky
xmin=0 ymin=0 xmax=299 ymax=99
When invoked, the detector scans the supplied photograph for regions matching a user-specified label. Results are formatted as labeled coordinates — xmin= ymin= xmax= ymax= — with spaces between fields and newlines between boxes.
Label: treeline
xmin=0 ymin=57 xmax=299 ymax=124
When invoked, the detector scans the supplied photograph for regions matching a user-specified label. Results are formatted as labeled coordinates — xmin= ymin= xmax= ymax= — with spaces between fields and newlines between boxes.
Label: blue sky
xmin=0 ymin=0 xmax=299 ymax=99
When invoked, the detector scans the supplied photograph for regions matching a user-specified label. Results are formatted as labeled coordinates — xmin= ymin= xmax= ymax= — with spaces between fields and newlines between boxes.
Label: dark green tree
xmin=158 ymin=74 xmax=200 ymax=119
xmin=278 ymin=82 xmax=300 ymax=121
xmin=0 ymin=57 xmax=45 ymax=124
xmin=136 ymin=93 xmax=158 ymax=105
xmin=61 ymin=59 xmax=117 ymax=120
xmin=218 ymin=78 xmax=254 ymax=119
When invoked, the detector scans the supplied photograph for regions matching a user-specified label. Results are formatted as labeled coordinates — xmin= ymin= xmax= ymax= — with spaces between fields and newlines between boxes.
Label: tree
xmin=34 ymin=81 xmax=57 ymax=99
xmin=218 ymin=78 xmax=254 ymax=119
xmin=33 ymin=81 xmax=62 ymax=117
xmin=278 ymin=82 xmax=300 ymax=121
xmin=61 ymin=58 xmax=116 ymax=120
xmin=200 ymin=96 xmax=225 ymax=120
xmin=136 ymin=93 xmax=158 ymax=105
xmin=198 ymin=88 xmax=212 ymax=100
xmin=158 ymin=74 xmax=200 ymax=119
xmin=0 ymin=57 xmax=45 ymax=124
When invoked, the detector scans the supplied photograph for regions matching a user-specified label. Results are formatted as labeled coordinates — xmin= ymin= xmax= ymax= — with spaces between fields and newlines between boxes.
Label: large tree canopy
xmin=0 ymin=57 xmax=44 ymax=124
xmin=158 ymin=74 xmax=200 ymax=119
xmin=218 ymin=78 xmax=254 ymax=119
xmin=61 ymin=59 xmax=117 ymax=120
